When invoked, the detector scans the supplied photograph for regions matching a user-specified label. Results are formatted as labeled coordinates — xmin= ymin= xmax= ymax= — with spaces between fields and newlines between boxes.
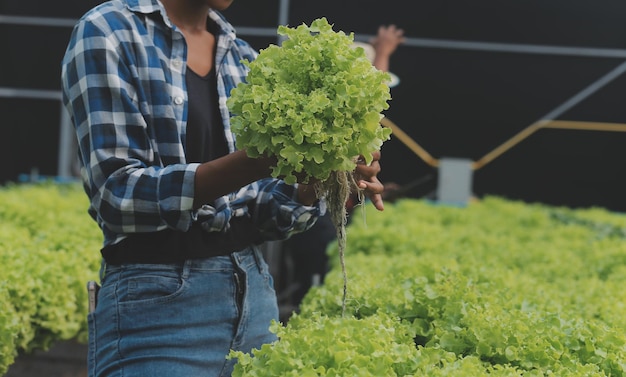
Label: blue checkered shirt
xmin=61 ymin=0 xmax=323 ymax=247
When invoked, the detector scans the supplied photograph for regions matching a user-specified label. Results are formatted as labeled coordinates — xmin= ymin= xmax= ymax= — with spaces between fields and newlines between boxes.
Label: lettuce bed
xmin=0 ymin=182 xmax=101 ymax=375
xmin=232 ymin=197 xmax=626 ymax=376
xmin=2 ymin=182 xmax=625 ymax=376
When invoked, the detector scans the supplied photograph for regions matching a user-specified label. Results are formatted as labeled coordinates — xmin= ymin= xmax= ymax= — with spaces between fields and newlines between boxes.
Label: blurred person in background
xmin=60 ymin=0 xmax=386 ymax=375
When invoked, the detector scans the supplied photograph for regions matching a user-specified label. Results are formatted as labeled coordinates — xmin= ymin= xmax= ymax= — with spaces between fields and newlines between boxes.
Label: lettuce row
xmin=231 ymin=198 xmax=626 ymax=376
xmin=0 ymin=182 xmax=101 ymax=375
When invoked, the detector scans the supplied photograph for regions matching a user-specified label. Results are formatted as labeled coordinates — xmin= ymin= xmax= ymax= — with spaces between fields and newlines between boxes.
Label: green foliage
xmin=3 ymin=182 xmax=626 ymax=376
xmin=0 ymin=282 xmax=19 ymax=376
xmin=0 ymin=182 xmax=101 ymax=373
xmin=230 ymin=313 xmax=421 ymax=377
xmin=228 ymin=17 xmax=392 ymax=184
xmin=232 ymin=197 xmax=626 ymax=376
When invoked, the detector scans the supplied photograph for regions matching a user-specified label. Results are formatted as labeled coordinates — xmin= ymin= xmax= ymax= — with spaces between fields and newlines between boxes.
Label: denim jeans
xmin=87 ymin=246 xmax=279 ymax=377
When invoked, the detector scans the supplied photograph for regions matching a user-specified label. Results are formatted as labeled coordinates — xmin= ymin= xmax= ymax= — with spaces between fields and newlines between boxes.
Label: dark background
xmin=2 ymin=0 xmax=626 ymax=212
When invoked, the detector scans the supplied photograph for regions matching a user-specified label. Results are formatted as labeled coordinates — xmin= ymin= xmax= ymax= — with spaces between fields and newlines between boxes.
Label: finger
xmin=354 ymin=170 xmax=385 ymax=210
xmin=355 ymin=160 xmax=381 ymax=176
xmin=358 ymin=176 xmax=384 ymax=194
xmin=357 ymin=178 xmax=385 ymax=211
xmin=369 ymin=193 xmax=385 ymax=211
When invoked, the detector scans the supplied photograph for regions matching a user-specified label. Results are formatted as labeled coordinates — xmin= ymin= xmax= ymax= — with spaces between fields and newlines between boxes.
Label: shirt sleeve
xmin=61 ymin=17 xmax=197 ymax=236
xmin=231 ymin=178 xmax=326 ymax=241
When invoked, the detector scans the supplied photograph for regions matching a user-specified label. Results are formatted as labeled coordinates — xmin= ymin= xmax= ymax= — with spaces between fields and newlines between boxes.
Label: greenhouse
xmin=1 ymin=0 xmax=626 ymax=376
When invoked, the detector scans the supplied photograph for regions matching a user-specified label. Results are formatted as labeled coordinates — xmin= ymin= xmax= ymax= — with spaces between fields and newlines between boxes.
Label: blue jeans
xmin=87 ymin=246 xmax=279 ymax=377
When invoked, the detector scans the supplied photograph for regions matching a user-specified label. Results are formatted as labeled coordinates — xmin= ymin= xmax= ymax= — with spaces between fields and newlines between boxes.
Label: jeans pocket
xmin=117 ymin=267 xmax=185 ymax=307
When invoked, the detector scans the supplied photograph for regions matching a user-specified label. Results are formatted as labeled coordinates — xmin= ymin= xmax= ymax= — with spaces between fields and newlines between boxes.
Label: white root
xmin=314 ymin=170 xmax=360 ymax=317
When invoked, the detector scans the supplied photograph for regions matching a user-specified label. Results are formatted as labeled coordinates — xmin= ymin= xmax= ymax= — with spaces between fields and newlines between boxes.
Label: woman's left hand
xmin=354 ymin=151 xmax=385 ymax=211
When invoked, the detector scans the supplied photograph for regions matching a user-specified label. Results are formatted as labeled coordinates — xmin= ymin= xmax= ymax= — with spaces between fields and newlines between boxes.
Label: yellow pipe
xmin=380 ymin=117 xmax=439 ymax=168
xmin=543 ymin=120 xmax=626 ymax=132
xmin=471 ymin=120 xmax=547 ymax=170
xmin=472 ymin=120 xmax=626 ymax=170
xmin=380 ymin=118 xmax=626 ymax=172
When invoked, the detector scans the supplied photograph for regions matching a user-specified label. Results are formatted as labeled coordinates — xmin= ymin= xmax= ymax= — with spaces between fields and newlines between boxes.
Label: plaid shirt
xmin=61 ymin=0 xmax=323 ymax=247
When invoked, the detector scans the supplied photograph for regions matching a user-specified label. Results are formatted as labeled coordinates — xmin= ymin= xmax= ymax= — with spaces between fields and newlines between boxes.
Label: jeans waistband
xmin=100 ymin=246 xmax=263 ymax=281
xmin=101 ymin=218 xmax=262 ymax=265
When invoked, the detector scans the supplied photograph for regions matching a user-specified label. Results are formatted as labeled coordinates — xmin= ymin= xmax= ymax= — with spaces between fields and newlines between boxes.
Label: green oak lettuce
xmin=227 ymin=17 xmax=392 ymax=184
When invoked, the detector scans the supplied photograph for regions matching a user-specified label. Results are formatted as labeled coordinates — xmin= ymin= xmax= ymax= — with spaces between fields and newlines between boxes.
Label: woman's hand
xmin=294 ymin=151 xmax=386 ymax=210
xmin=354 ymin=151 xmax=385 ymax=211
xmin=295 ymin=172 xmax=322 ymax=206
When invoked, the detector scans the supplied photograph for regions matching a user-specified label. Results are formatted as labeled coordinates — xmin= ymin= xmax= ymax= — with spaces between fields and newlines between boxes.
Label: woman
xmin=61 ymin=0 xmax=385 ymax=376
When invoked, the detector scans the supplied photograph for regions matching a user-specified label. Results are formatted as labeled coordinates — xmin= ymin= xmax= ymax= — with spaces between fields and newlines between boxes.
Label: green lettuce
xmin=228 ymin=17 xmax=392 ymax=184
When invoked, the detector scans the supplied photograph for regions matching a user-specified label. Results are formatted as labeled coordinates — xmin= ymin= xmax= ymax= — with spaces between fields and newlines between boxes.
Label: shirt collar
xmin=122 ymin=0 xmax=236 ymax=40
xmin=123 ymin=0 xmax=162 ymax=15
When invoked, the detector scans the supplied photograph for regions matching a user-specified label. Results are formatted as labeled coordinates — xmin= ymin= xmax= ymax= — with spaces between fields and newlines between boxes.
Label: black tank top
xmin=185 ymin=67 xmax=228 ymax=163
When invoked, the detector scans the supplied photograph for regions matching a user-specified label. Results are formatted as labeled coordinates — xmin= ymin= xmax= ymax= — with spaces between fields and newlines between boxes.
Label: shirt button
xmin=172 ymin=59 xmax=182 ymax=68
xmin=174 ymin=96 xmax=184 ymax=105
